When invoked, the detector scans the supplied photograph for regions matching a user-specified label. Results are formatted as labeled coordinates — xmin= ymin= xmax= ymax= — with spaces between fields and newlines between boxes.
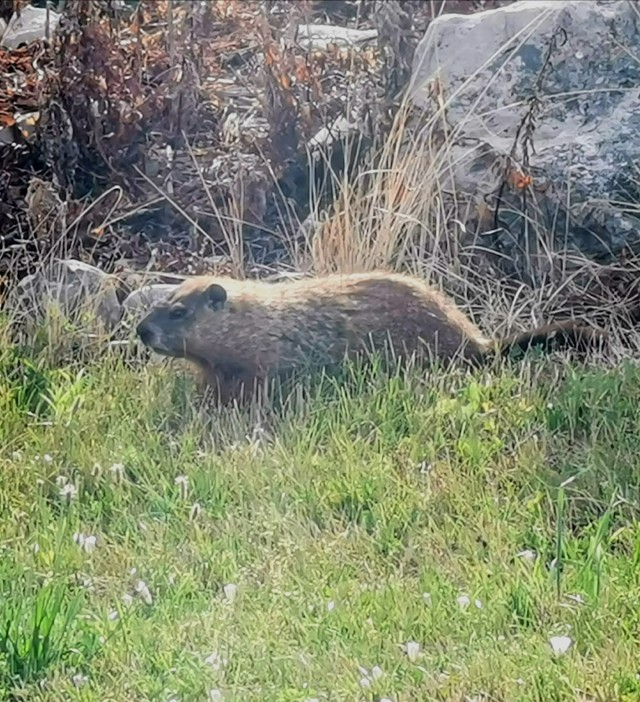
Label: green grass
xmin=1 ymin=341 xmax=640 ymax=702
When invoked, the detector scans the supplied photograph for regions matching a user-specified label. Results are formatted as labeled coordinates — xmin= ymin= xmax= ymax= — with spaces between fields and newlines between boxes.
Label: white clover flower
xmin=204 ymin=652 xmax=228 ymax=671
xmin=135 ymin=580 xmax=153 ymax=605
xmin=208 ymin=691 xmax=223 ymax=702
xmin=549 ymin=635 xmax=572 ymax=655
xmin=223 ymin=583 xmax=237 ymax=603
xmin=73 ymin=533 xmax=97 ymax=553
xmin=457 ymin=594 xmax=470 ymax=610
xmin=405 ymin=641 xmax=421 ymax=662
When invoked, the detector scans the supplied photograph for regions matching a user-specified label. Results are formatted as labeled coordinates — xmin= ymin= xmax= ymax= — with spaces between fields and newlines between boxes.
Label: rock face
xmin=409 ymin=0 xmax=640 ymax=280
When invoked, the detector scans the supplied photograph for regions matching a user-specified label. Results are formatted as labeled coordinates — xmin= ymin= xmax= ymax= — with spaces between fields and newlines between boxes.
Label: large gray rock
xmin=121 ymin=284 xmax=177 ymax=322
xmin=1 ymin=5 xmax=61 ymax=50
xmin=409 ymin=0 xmax=640 ymax=279
xmin=8 ymin=259 xmax=123 ymax=330
xmin=296 ymin=24 xmax=378 ymax=50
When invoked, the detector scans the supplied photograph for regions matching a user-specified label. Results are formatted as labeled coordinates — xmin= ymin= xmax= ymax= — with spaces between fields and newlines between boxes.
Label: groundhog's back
xmin=183 ymin=271 xmax=491 ymax=376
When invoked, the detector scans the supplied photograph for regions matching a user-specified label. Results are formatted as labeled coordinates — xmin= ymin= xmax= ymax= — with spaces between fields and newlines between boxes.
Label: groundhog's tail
xmin=492 ymin=319 xmax=605 ymax=359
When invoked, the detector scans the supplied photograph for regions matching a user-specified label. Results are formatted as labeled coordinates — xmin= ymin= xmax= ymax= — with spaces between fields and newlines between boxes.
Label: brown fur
xmin=135 ymin=271 xmax=605 ymax=404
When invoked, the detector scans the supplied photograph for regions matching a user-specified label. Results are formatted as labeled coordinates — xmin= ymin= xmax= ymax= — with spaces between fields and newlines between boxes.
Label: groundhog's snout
xmin=136 ymin=319 xmax=155 ymax=346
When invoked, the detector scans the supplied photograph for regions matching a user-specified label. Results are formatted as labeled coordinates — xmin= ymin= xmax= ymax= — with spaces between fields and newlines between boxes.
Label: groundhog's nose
xmin=136 ymin=320 xmax=154 ymax=346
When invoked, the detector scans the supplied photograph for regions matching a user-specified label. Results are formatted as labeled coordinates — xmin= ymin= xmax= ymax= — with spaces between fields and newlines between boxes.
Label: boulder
xmin=409 ymin=0 xmax=640 ymax=280
xmin=1 ymin=5 xmax=61 ymax=50
xmin=121 ymin=284 xmax=177 ymax=322
xmin=8 ymin=259 xmax=123 ymax=331
xmin=296 ymin=24 xmax=378 ymax=50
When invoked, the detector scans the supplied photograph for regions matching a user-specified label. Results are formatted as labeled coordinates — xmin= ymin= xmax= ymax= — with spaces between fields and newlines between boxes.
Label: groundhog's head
xmin=136 ymin=281 xmax=228 ymax=358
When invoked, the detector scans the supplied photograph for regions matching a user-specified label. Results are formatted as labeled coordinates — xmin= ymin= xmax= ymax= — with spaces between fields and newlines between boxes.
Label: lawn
xmin=0 ymin=342 xmax=639 ymax=702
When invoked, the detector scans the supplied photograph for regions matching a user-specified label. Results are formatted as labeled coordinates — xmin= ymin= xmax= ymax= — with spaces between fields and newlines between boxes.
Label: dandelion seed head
xmin=174 ymin=474 xmax=189 ymax=499
xmin=564 ymin=594 xmax=584 ymax=605
xmin=109 ymin=462 xmax=125 ymax=485
xmin=71 ymin=673 xmax=88 ymax=688
xmin=59 ymin=482 xmax=77 ymax=503
xmin=517 ymin=549 xmax=537 ymax=562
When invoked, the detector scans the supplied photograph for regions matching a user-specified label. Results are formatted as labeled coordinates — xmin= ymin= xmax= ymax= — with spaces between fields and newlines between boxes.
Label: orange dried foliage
xmin=510 ymin=171 xmax=533 ymax=189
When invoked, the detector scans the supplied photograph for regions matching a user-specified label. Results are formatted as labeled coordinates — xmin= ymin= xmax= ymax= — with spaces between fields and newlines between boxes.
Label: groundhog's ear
xmin=205 ymin=283 xmax=227 ymax=310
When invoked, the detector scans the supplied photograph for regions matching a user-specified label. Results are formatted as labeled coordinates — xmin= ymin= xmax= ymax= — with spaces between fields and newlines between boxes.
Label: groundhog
xmin=135 ymin=271 xmax=604 ymax=404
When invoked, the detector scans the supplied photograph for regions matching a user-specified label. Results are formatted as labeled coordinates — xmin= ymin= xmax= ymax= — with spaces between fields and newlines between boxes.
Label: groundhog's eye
xmin=168 ymin=306 xmax=189 ymax=320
